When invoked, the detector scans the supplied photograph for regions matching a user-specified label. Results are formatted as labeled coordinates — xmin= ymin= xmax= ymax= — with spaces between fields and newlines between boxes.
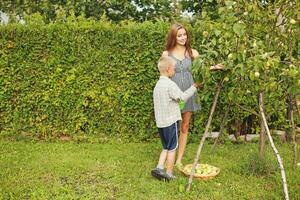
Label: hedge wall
xmin=1 ymin=17 xmax=296 ymax=141
xmin=0 ymin=20 xmax=182 ymax=140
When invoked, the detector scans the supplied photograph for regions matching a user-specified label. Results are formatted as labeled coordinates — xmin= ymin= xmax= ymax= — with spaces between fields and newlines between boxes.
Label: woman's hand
xmin=193 ymin=82 xmax=204 ymax=88
xmin=210 ymin=63 xmax=224 ymax=71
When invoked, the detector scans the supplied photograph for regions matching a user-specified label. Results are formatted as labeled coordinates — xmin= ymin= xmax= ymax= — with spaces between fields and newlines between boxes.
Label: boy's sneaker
xmin=164 ymin=173 xmax=176 ymax=182
xmin=151 ymin=168 xmax=167 ymax=181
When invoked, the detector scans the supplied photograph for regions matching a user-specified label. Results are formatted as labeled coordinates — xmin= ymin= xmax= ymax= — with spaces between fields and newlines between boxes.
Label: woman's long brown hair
xmin=165 ymin=23 xmax=194 ymax=59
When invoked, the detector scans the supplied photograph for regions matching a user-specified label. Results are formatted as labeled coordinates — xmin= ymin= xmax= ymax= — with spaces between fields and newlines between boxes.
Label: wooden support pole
xmin=258 ymin=92 xmax=289 ymax=200
xmin=186 ymin=83 xmax=222 ymax=191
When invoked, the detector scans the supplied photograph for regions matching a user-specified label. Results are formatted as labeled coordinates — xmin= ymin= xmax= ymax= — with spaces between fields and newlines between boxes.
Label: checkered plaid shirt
xmin=153 ymin=76 xmax=197 ymax=128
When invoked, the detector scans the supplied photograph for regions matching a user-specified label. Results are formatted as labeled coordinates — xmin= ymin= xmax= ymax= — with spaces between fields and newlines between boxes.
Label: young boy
xmin=151 ymin=56 xmax=198 ymax=181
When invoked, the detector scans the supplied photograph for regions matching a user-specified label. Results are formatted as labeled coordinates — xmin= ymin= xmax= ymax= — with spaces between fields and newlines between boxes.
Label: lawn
xmin=0 ymin=139 xmax=299 ymax=199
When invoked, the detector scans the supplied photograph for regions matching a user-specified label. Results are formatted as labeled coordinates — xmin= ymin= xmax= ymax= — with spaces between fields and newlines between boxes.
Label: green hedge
xmin=0 ymin=19 xmax=231 ymax=142
xmin=0 ymin=20 xmax=178 ymax=140
xmin=2 ymin=17 xmax=294 ymax=141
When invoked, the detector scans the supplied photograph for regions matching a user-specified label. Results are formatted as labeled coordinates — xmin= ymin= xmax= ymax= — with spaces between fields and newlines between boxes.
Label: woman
xmin=162 ymin=23 xmax=223 ymax=169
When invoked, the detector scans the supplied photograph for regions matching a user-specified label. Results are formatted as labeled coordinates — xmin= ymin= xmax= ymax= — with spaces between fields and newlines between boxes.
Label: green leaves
xmin=0 ymin=20 xmax=164 ymax=140
xmin=192 ymin=1 xmax=299 ymax=133
xmin=233 ymin=22 xmax=246 ymax=37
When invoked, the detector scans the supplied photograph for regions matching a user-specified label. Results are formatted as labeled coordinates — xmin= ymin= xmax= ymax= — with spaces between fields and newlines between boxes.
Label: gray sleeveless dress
xmin=169 ymin=54 xmax=200 ymax=113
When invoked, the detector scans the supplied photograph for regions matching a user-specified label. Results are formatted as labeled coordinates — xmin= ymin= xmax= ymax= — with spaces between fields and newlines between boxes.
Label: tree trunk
xmin=258 ymin=94 xmax=266 ymax=157
xmin=286 ymin=96 xmax=293 ymax=141
xmin=186 ymin=83 xmax=222 ymax=191
xmin=290 ymin=100 xmax=297 ymax=169
xmin=258 ymin=92 xmax=289 ymax=200
xmin=295 ymin=97 xmax=300 ymax=119
xmin=259 ymin=115 xmax=266 ymax=157
xmin=211 ymin=107 xmax=229 ymax=150
xmin=198 ymin=0 xmax=203 ymax=14
xmin=234 ymin=120 xmax=241 ymax=141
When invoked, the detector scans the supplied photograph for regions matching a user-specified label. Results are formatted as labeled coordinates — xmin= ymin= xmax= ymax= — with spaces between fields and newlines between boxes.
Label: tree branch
xmin=232 ymin=102 xmax=259 ymax=117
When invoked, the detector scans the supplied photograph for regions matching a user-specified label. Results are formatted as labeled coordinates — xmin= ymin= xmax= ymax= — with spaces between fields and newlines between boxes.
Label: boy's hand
xmin=179 ymin=100 xmax=185 ymax=110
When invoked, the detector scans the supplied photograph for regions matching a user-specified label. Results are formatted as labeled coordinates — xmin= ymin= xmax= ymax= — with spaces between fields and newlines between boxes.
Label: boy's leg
xmin=157 ymin=150 xmax=167 ymax=169
xmin=151 ymin=150 xmax=168 ymax=180
xmin=152 ymin=122 xmax=178 ymax=181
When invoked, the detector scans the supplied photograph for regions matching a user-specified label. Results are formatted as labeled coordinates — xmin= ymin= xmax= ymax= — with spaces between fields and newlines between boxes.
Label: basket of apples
xmin=181 ymin=164 xmax=220 ymax=180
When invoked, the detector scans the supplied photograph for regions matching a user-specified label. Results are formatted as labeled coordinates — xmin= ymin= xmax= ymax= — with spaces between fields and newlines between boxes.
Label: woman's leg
xmin=176 ymin=111 xmax=192 ymax=165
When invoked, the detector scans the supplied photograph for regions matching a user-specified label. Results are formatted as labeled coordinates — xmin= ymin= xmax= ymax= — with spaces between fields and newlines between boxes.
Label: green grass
xmin=0 ymin=139 xmax=299 ymax=200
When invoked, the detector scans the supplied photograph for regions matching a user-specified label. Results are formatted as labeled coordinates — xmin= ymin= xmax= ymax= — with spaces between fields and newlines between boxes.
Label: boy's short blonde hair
xmin=157 ymin=56 xmax=176 ymax=71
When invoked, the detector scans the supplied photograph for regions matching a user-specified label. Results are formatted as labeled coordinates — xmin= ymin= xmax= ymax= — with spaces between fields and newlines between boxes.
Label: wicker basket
xmin=181 ymin=164 xmax=220 ymax=180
